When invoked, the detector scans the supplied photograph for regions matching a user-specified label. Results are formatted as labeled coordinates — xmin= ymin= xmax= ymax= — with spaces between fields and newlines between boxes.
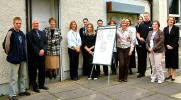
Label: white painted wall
xmin=0 ymin=0 xmax=26 ymax=94
xmin=60 ymin=0 xmax=105 ymax=79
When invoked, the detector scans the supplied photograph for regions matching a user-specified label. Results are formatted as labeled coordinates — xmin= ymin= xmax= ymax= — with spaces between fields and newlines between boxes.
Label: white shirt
xmin=67 ymin=29 xmax=82 ymax=50
xmin=150 ymin=32 xmax=156 ymax=48
xmin=128 ymin=26 xmax=137 ymax=45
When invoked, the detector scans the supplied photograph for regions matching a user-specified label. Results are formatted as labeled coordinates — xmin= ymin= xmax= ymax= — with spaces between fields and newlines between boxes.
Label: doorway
xmin=26 ymin=0 xmax=62 ymax=83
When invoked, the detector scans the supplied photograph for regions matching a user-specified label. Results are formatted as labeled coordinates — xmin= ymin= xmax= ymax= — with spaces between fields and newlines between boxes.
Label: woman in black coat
xmin=164 ymin=17 xmax=179 ymax=81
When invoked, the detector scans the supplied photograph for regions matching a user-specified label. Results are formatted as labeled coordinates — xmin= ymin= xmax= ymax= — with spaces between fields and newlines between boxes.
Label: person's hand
xmin=76 ymin=48 xmax=81 ymax=53
xmin=149 ymin=48 xmax=153 ymax=52
xmin=139 ymin=37 xmax=145 ymax=42
xmin=167 ymin=45 xmax=173 ymax=50
xmin=90 ymin=46 xmax=95 ymax=50
xmin=39 ymin=49 xmax=45 ymax=56
xmin=52 ymin=40 xmax=56 ymax=43
xmin=128 ymin=51 xmax=132 ymax=56
xmin=89 ymin=51 xmax=94 ymax=55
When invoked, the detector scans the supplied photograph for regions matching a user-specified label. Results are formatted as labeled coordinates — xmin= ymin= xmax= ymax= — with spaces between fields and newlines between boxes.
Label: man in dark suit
xmin=79 ymin=18 xmax=89 ymax=76
xmin=27 ymin=20 xmax=48 ymax=93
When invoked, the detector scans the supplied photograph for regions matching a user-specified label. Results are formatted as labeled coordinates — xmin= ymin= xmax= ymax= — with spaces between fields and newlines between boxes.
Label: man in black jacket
xmin=27 ymin=20 xmax=48 ymax=92
xmin=137 ymin=12 xmax=152 ymax=78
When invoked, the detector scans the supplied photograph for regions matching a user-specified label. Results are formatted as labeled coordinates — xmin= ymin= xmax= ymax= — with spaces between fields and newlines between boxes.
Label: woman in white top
xmin=126 ymin=19 xmax=136 ymax=74
xmin=67 ymin=21 xmax=81 ymax=81
xmin=146 ymin=20 xmax=165 ymax=83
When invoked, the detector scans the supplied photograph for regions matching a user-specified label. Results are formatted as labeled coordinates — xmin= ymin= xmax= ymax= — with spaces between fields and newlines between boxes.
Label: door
xmin=26 ymin=0 xmax=62 ymax=82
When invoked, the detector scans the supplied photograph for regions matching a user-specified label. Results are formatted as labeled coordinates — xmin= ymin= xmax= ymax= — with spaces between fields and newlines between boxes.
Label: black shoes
xmin=165 ymin=75 xmax=175 ymax=81
xmin=18 ymin=91 xmax=31 ymax=96
xmin=137 ymin=74 xmax=145 ymax=78
xmin=73 ymin=77 xmax=79 ymax=81
xmin=171 ymin=75 xmax=175 ymax=81
xmin=10 ymin=96 xmax=18 ymax=100
xmin=39 ymin=86 xmax=49 ymax=90
xmin=33 ymin=86 xmax=48 ymax=93
xmin=112 ymin=72 xmax=116 ymax=75
xmin=52 ymin=73 xmax=57 ymax=79
xmin=33 ymin=88 xmax=40 ymax=93
xmin=165 ymin=75 xmax=172 ymax=80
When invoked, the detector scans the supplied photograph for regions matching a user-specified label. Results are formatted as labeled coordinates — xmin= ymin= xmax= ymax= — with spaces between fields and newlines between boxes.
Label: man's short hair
xmin=144 ymin=12 xmax=150 ymax=15
xmin=13 ymin=17 xmax=22 ymax=23
xmin=83 ymin=18 xmax=88 ymax=21
xmin=97 ymin=19 xmax=103 ymax=23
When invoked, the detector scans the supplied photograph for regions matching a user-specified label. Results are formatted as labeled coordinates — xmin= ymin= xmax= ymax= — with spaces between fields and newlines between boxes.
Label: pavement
xmin=1 ymin=48 xmax=181 ymax=100
xmin=15 ymin=67 xmax=181 ymax=100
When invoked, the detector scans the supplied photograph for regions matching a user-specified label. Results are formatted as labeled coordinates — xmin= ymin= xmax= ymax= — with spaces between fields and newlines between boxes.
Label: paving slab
xmin=111 ymin=87 xmax=155 ymax=100
xmin=151 ymin=83 xmax=181 ymax=95
xmin=140 ymin=94 xmax=177 ymax=100
xmin=19 ymin=92 xmax=57 ymax=100
xmin=72 ymin=94 xmax=113 ymax=100
xmin=97 ymin=84 xmax=135 ymax=95
xmin=54 ymin=88 xmax=95 ymax=100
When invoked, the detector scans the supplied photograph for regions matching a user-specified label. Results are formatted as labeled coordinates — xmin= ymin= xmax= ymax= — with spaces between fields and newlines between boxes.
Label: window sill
xmin=175 ymin=23 xmax=181 ymax=28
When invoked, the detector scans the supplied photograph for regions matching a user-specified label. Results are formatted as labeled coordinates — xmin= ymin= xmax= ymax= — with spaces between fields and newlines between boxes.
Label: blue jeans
xmin=9 ymin=61 xmax=27 ymax=97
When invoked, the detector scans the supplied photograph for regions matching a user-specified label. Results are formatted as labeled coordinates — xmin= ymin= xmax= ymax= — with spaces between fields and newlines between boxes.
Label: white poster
xmin=92 ymin=26 xmax=117 ymax=65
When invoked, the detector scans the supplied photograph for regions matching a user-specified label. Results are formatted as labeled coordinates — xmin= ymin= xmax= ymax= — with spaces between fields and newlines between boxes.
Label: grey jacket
xmin=146 ymin=29 xmax=165 ymax=53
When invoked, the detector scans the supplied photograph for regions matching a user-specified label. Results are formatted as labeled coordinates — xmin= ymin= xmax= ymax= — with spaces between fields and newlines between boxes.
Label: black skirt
xmin=165 ymin=48 xmax=179 ymax=69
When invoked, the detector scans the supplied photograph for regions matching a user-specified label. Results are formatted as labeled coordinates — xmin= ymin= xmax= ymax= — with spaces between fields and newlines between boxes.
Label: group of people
xmin=67 ymin=18 xmax=119 ymax=81
xmin=4 ymin=11 xmax=179 ymax=100
xmin=67 ymin=12 xmax=179 ymax=83
xmin=4 ymin=17 xmax=62 ymax=100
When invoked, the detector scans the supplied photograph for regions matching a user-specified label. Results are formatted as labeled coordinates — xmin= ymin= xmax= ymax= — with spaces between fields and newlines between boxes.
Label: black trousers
xmin=86 ymin=52 xmax=98 ymax=78
xmin=136 ymin=45 xmax=141 ymax=73
xmin=97 ymin=65 xmax=108 ymax=75
xmin=137 ymin=45 xmax=147 ymax=75
xmin=82 ymin=49 xmax=88 ymax=76
xmin=68 ymin=48 xmax=79 ymax=79
xmin=28 ymin=56 xmax=46 ymax=90
xmin=111 ymin=52 xmax=118 ymax=74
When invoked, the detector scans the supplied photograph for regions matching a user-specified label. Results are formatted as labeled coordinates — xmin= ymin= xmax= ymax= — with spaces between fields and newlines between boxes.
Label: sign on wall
xmin=92 ymin=26 xmax=117 ymax=66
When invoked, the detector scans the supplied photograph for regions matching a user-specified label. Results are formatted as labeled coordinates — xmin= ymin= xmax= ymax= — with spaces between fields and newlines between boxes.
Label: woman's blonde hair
xmin=86 ymin=23 xmax=96 ymax=36
xmin=167 ymin=16 xmax=176 ymax=24
xmin=120 ymin=19 xmax=128 ymax=26
xmin=69 ymin=21 xmax=77 ymax=31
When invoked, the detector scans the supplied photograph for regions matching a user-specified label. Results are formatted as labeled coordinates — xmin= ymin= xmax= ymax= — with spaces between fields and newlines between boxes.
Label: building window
xmin=169 ymin=0 xmax=180 ymax=23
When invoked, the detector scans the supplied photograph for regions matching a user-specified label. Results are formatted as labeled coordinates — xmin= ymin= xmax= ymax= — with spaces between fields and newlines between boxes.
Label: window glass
xmin=169 ymin=0 xmax=179 ymax=15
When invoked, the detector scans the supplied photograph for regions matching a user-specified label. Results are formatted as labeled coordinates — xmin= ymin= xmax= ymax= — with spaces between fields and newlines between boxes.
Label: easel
xmin=90 ymin=25 xmax=117 ymax=85
xmin=90 ymin=64 xmax=111 ymax=85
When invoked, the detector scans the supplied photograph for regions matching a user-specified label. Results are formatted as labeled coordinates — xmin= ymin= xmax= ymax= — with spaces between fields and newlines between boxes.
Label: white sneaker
xmin=158 ymin=80 xmax=163 ymax=84
xmin=88 ymin=78 xmax=92 ymax=80
xmin=93 ymin=78 xmax=98 ymax=80
xmin=151 ymin=79 xmax=155 ymax=83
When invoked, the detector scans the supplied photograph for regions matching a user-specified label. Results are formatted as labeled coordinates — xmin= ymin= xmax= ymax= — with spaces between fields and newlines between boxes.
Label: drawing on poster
xmin=93 ymin=26 xmax=117 ymax=65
